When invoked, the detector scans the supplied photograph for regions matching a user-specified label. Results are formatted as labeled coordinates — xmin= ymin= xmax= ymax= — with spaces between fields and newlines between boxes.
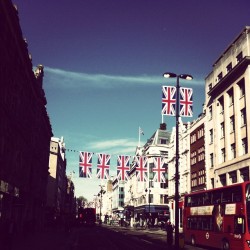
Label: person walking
xmin=166 ymin=220 xmax=174 ymax=246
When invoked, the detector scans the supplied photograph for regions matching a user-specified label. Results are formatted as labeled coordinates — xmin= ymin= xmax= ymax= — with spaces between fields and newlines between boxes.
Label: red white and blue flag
xmin=79 ymin=151 xmax=93 ymax=178
xmin=180 ymin=87 xmax=193 ymax=117
xmin=96 ymin=153 xmax=110 ymax=180
xmin=134 ymin=156 xmax=148 ymax=182
xmin=117 ymin=155 xmax=130 ymax=181
xmin=152 ymin=157 xmax=166 ymax=183
xmin=162 ymin=86 xmax=176 ymax=116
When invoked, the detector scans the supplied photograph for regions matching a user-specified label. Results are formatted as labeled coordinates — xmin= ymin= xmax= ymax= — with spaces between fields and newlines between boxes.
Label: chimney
xmin=160 ymin=123 xmax=166 ymax=130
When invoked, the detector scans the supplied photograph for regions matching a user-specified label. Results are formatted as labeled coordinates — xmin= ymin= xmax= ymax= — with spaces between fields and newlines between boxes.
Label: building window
xmin=230 ymin=116 xmax=235 ymax=133
xmin=198 ymin=128 xmax=204 ymax=139
xmin=191 ymin=172 xmax=197 ymax=187
xmin=208 ymin=83 xmax=212 ymax=91
xmin=220 ymin=122 xmax=225 ymax=138
xmin=198 ymin=169 xmax=205 ymax=185
xmin=229 ymin=171 xmax=237 ymax=184
xmin=218 ymin=97 xmax=224 ymax=114
xmin=238 ymin=78 xmax=245 ymax=97
xmin=210 ymin=153 xmax=214 ymax=168
xmin=221 ymin=148 xmax=226 ymax=163
xmin=160 ymin=138 xmax=167 ymax=144
xmin=160 ymin=194 xmax=168 ymax=204
xmin=160 ymin=151 xmax=168 ymax=158
xmin=231 ymin=143 xmax=236 ymax=159
xmin=160 ymin=182 xmax=167 ymax=189
xmin=208 ymin=106 xmax=213 ymax=120
xmin=242 ymin=138 xmax=248 ymax=155
xmin=240 ymin=167 xmax=249 ymax=182
xmin=211 ymin=178 xmax=215 ymax=189
xmin=220 ymin=174 xmax=226 ymax=186
xmin=241 ymin=108 xmax=246 ymax=126
xmin=209 ymin=129 xmax=213 ymax=144
xmin=226 ymin=62 xmax=232 ymax=73
xmin=149 ymin=194 xmax=153 ymax=203
xmin=236 ymin=51 xmax=243 ymax=63
xmin=228 ymin=88 xmax=234 ymax=106
xmin=217 ymin=72 xmax=223 ymax=81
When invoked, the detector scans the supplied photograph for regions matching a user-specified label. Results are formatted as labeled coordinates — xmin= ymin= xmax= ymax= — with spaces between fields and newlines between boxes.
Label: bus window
xmin=213 ymin=191 xmax=222 ymax=204
xmin=204 ymin=192 xmax=211 ymax=205
xmin=232 ymin=186 xmax=242 ymax=202
xmin=222 ymin=190 xmax=232 ymax=203
xmin=188 ymin=216 xmax=213 ymax=231
xmin=234 ymin=216 xmax=245 ymax=234
xmin=186 ymin=196 xmax=192 ymax=207
xmin=191 ymin=195 xmax=199 ymax=206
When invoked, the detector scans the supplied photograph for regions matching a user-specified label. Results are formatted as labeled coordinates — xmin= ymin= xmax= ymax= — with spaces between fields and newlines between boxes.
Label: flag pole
xmin=138 ymin=127 xmax=141 ymax=147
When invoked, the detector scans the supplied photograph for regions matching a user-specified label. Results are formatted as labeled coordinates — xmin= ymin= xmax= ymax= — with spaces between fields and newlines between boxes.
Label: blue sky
xmin=14 ymin=0 xmax=250 ymax=200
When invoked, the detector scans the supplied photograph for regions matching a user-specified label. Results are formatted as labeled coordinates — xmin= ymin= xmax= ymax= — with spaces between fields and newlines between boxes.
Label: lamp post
xmin=145 ymin=188 xmax=151 ymax=215
xmin=98 ymin=185 xmax=105 ymax=223
xmin=163 ymin=72 xmax=193 ymax=248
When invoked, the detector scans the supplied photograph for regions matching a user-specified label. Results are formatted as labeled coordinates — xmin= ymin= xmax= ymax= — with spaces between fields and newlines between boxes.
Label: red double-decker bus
xmin=183 ymin=181 xmax=250 ymax=250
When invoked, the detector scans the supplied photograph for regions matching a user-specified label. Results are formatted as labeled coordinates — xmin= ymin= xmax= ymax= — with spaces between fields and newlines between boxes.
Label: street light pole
xmin=163 ymin=72 xmax=193 ymax=248
xmin=98 ymin=185 xmax=105 ymax=223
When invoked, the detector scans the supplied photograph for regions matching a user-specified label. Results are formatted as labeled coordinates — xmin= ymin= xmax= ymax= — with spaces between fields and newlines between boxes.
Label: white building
xmin=124 ymin=123 xmax=170 ymax=226
xmin=167 ymin=119 xmax=191 ymax=229
xmin=205 ymin=26 xmax=250 ymax=189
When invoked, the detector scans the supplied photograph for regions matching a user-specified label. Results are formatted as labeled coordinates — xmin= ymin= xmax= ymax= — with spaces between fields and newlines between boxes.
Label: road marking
xmin=140 ymin=239 xmax=153 ymax=244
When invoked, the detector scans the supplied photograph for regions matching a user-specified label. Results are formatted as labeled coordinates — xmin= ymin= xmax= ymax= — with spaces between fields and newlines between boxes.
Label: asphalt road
xmin=11 ymin=224 xmax=207 ymax=250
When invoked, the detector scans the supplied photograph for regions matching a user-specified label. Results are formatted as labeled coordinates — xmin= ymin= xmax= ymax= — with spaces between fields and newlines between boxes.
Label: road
xmin=11 ymin=224 xmax=208 ymax=250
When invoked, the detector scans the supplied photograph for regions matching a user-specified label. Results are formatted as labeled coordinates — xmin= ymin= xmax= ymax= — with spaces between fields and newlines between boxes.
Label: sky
xmin=13 ymin=0 xmax=250 ymax=201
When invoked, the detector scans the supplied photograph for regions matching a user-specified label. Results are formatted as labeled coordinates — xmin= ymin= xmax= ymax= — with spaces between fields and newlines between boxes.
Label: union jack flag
xmin=96 ymin=153 xmax=110 ymax=180
xmin=152 ymin=157 xmax=166 ymax=183
xmin=162 ymin=86 xmax=176 ymax=116
xmin=180 ymin=87 xmax=193 ymax=117
xmin=134 ymin=156 xmax=148 ymax=182
xmin=79 ymin=151 xmax=93 ymax=178
xmin=117 ymin=155 xmax=130 ymax=181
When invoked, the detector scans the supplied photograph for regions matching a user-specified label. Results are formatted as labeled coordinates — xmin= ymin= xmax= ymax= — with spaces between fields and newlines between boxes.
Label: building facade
xmin=205 ymin=26 xmax=250 ymax=189
xmin=0 ymin=0 xmax=52 ymax=235
xmin=125 ymin=123 xmax=170 ymax=226
xmin=46 ymin=137 xmax=67 ymax=225
xmin=190 ymin=115 xmax=206 ymax=193
xmin=167 ymin=119 xmax=190 ymax=229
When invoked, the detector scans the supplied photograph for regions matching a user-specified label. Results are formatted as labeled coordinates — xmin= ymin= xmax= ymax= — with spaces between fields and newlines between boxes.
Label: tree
xmin=77 ymin=196 xmax=87 ymax=208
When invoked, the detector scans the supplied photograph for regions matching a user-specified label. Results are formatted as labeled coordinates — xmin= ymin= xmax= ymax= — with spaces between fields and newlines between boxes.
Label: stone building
xmin=46 ymin=137 xmax=67 ymax=225
xmin=205 ymin=26 xmax=250 ymax=189
xmin=0 ymin=0 xmax=52 ymax=234
xmin=125 ymin=123 xmax=170 ymax=227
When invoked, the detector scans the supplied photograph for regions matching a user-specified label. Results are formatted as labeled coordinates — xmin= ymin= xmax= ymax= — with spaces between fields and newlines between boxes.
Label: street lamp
xmin=98 ymin=185 xmax=105 ymax=223
xmin=145 ymin=188 xmax=151 ymax=215
xmin=163 ymin=72 xmax=193 ymax=248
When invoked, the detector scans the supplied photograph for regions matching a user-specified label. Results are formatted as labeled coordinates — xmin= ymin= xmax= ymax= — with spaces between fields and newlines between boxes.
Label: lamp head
xmin=163 ymin=72 xmax=177 ymax=78
xmin=163 ymin=72 xmax=193 ymax=81
xmin=179 ymin=74 xmax=193 ymax=80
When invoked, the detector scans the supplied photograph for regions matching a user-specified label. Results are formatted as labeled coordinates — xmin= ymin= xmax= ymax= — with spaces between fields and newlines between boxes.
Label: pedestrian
xmin=166 ymin=221 xmax=173 ymax=246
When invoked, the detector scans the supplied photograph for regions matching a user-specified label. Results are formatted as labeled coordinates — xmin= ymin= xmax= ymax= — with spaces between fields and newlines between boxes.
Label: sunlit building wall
xmin=205 ymin=26 xmax=250 ymax=189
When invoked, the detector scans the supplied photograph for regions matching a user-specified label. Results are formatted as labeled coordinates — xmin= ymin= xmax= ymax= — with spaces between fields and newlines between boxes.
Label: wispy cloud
xmin=87 ymin=138 xmax=138 ymax=155
xmin=44 ymin=66 xmax=203 ymax=89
